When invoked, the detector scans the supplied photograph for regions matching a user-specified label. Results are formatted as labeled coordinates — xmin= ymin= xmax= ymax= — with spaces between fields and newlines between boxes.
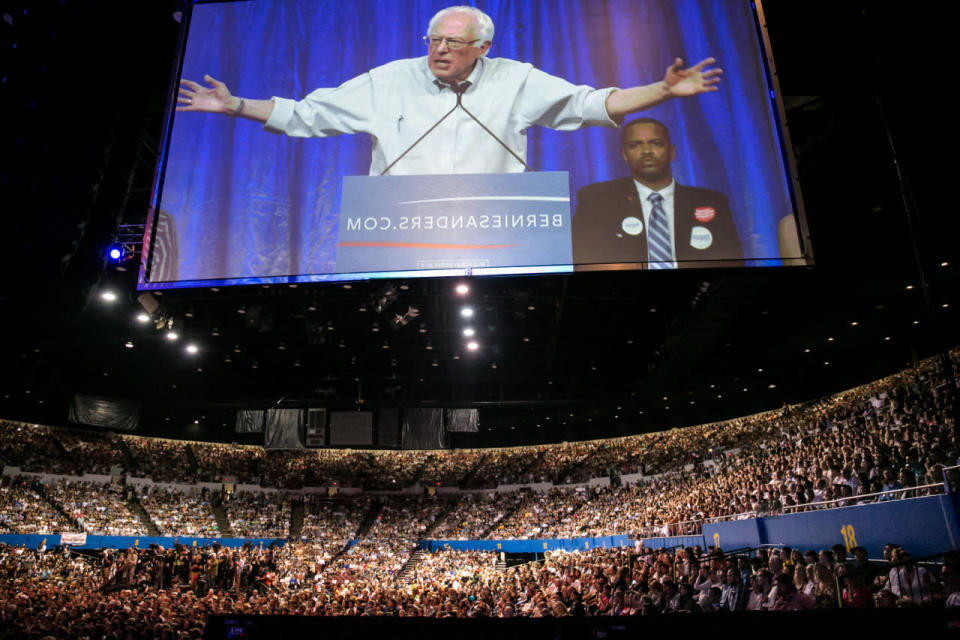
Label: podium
xmin=334 ymin=172 xmax=573 ymax=276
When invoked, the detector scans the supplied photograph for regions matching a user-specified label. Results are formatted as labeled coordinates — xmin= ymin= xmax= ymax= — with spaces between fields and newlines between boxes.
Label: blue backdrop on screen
xmin=149 ymin=0 xmax=795 ymax=287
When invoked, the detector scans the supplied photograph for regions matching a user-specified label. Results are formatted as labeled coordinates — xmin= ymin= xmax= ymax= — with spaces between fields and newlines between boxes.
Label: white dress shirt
xmin=264 ymin=56 xmax=618 ymax=175
xmin=633 ymin=178 xmax=677 ymax=267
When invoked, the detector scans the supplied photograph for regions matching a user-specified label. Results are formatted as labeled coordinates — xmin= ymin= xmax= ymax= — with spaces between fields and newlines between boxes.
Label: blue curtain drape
xmin=155 ymin=0 xmax=793 ymax=285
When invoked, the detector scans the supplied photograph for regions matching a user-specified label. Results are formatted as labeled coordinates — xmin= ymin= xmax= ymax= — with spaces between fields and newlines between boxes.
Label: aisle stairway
xmin=184 ymin=444 xmax=200 ymax=479
xmin=211 ymin=493 xmax=233 ymax=537
xmin=460 ymin=453 xmax=488 ymax=488
xmin=354 ymin=499 xmax=383 ymax=539
xmin=396 ymin=548 xmax=425 ymax=579
xmin=481 ymin=491 xmax=527 ymax=538
xmin=115 ymin=438 xmax=137 ymax=474
xmin=288 ymin=497 xmax=304 ymax=539
xmin=35 ymin=479 xmax=83 ymax=532
xmin=126 ymin=489 xmax=159 ymax=536
xmin=422 ymin=500 xmax=451 ymax=538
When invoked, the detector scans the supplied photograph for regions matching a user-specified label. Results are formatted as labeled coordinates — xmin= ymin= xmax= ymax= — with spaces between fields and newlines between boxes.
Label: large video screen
xmin=140 ymin=0 xmax=808 ymax=289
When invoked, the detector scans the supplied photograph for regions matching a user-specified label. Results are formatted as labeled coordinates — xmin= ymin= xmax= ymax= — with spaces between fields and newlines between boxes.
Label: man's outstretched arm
xmin=605 ymin=58 xmax=722 ymax=123
xmin=176 ymin=74 xmax=275 ymax=122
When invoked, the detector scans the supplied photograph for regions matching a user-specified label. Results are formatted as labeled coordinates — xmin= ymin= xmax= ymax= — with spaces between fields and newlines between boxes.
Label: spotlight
xmin=466 ymin=341 xmax=479 ymax=351
xmin=455 ymin=283 xmax=469 ymax=295
xmin=460 ymin=307 xmax=474 ymax=318
xmin=101 ymin=291 xmax=117 ymax=302
xmin=166 ymin=331 xmax=179 ymax=341
xmin=463 ymin=328 xmax=475 ymax=337
xmin=136 ymin=313 xmax=150 ymax=323
xmin=106 ymin=245 xmax=125 ymax=261
xmin=185 ymin=344 xmax=198 ymax=354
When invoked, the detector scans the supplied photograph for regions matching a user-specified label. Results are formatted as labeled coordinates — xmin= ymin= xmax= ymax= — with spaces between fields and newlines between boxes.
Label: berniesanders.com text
xmin=344 ymin=213 xmax=565 ymax=232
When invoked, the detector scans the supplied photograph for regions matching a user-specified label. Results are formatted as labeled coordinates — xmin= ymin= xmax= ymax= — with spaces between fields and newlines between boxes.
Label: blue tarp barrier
xmin=420 ymin=535 xmax=632 ymax=553
xmin=422 ymin=495 xmax=960 ymax=558
xmin=0 ymin=534 xmax=286 ymax=550
xmin=5 ymin=496 xmax=958 ymax=558
xmin=634 ymin=535 xmax=706 ymax=550
xmin=704 ymin=494 xmax=960 ymax=558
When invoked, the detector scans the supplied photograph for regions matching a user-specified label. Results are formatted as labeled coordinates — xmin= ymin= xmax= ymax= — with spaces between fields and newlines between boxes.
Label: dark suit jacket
xmin=572 ymin=177 xmax=743 ymax=268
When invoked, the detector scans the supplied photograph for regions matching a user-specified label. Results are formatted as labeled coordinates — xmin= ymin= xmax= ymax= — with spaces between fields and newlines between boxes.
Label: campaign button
xmin=694 ymin=206 xmax=716 ymax=223
xmin=690 ymin=226 xmax=713 ymax=250
xmin=621 ymin=216 xmax=643 ymax=236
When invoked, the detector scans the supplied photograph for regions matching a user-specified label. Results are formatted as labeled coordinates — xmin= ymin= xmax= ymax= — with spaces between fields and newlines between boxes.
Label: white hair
xmin=428 ymin=6 xmax=495 ymax=54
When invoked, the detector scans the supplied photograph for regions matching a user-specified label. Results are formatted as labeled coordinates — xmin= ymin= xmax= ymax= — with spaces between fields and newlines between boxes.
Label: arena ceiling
xmin=0 ymin=2 xmax=956 ymax=447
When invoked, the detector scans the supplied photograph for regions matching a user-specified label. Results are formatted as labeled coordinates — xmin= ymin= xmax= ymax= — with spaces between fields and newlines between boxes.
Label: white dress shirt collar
xmin=425 ymin=56 xmax=485 ymax=94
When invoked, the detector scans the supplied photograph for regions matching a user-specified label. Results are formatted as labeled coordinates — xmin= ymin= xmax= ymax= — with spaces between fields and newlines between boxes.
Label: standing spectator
xmin=886 ymin=549 xmax=938 ymax=603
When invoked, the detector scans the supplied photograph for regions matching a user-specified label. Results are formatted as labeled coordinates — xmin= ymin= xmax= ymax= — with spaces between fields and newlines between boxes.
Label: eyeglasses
xmin=423 ymin=35 xmax=480 ymax=50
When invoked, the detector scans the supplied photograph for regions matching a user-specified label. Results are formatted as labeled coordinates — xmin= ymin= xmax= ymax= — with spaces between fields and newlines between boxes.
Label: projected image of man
xmin=176 ymin=6 xmax=723 ymax=176
xmin=572 ymin=118 xmax=743 ymax=268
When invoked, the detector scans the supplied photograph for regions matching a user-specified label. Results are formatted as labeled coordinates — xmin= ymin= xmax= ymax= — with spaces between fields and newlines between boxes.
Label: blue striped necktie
xmin=647 ymin=192 xmax=674 ymax=269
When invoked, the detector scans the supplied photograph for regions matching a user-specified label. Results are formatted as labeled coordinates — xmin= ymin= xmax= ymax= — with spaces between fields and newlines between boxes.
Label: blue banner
xmin=0 ymin=534 xmax=286 ymax=550
xmin=422 ymin=496 xmax=960 ymax=558
xmin=421 ymin=534 xmax=631 ymax=553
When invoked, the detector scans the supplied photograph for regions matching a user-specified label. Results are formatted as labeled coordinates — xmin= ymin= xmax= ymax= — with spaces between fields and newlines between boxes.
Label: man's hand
xmin=663 ymin=57 xmax=722 ymax=97
xmin=176 ymin=74 xmax=240 ymax=114
xmin=605 ymin=57 xmax=722 ymax=121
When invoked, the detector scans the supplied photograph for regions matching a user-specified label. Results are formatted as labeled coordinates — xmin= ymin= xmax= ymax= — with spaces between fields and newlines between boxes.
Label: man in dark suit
xmin=572 ymin=118 xmax=743 ymax=269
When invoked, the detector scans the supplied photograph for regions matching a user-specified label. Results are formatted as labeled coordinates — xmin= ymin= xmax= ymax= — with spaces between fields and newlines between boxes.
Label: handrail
xmin=635 ymin=481 xmax=949 ymax=536
xmin=704 ymin=511 xmax=758 ymax=524
xmin=636 ymin=518 xmax=706 ymax=537
xmin=942 ymin=465 xmax=960 ymax=494
xmin=782 ymin=482 xmax=944 ymax=513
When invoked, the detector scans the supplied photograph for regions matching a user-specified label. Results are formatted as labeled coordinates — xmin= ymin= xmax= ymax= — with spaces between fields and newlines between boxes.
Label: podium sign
xmin=335 ymin=172 xmax=572 ymax=276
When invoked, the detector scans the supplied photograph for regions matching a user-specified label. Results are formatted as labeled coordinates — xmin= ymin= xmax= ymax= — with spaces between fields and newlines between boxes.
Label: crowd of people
xmin=0 ymin=353 xmax=958 ymax=636
xmin=192 ymin=442 xmax=265 ymax=484
xmin=4 ymin=357 xmax=956 ymax=503
xmin=224 ymin=492 xmax=290 ymax=538
xmin=1 ymin=536 xmax=958 ymax=638
xmin=122 ymin=438 xmax=196 ymax=484
xmin=47 ymin=481 xmax=146 ymax=537
xmin=0 ymin=353 xmax=957 ymax=542
xmin=0 ymin=476 xmax=73 ymax=535
xmin=432 ymin=491 xmax=524 ymax=539
xmin=137 ymin=487 xmax=220 ymax=538
xmin=299 ymin=495 xmax=366 ymax=548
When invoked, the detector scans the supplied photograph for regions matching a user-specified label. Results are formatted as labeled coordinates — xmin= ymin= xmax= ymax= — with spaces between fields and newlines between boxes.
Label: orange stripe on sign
xmin=337 ymin=242 xmax=517 ymax=249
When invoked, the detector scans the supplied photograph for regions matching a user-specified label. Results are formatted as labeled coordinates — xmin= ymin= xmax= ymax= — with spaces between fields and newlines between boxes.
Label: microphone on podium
xmin=380 ymin=80 xmax=532 ymax=175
